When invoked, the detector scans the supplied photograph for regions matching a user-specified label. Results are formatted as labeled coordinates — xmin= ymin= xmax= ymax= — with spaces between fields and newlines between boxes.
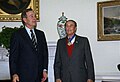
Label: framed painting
xmin=97 ymin=1 xmax=120 ymax=41
xmin=0 ymin=0 xmax=39 ymax=22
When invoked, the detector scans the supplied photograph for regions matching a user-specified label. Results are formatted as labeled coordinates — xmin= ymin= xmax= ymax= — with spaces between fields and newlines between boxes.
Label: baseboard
xmin=0 ymin=80 xmax=11 ymax=82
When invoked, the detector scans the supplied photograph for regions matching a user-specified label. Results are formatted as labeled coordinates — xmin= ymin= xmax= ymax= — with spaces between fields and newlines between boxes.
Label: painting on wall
xmin=97 ymin=1 xmax=120 ymax=41
xmin=0 ymin=0 xmax=39 ymax=22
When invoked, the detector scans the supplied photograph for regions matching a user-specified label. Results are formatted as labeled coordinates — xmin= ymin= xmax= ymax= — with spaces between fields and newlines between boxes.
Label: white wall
xmin=0 ymin=0 xmax=120 ymax=77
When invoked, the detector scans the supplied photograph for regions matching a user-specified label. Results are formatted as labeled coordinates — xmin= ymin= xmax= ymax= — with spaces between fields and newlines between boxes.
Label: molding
xmin=96 ymin=72 xmax=120 ymax=80
xmin=47 ymin=41 xmax=57 ymax=47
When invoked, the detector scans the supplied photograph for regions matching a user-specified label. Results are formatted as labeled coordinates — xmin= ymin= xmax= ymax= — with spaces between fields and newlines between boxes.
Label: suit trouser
xmin=63 ymin=72 xmax=72 ymax=82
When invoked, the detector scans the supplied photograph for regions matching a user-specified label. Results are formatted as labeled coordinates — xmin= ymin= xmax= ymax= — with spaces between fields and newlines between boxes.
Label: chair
xmin=117 ymin=64 xmax=120 ymax=71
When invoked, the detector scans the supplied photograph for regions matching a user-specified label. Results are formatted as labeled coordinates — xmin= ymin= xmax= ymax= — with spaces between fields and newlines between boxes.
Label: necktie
xmin=30 ymin=30 xmax=37 ymax=51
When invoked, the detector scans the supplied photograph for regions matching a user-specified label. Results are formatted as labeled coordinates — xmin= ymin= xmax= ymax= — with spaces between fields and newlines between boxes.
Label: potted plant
xmin=0 ymin=25 xmax=23 ymax=49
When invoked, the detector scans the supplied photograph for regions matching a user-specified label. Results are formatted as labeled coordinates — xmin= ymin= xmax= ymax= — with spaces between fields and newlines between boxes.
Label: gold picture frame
xmin=97 ymin=1 xmax=120 ymax=41
xmin=0 ymin=0 xmax=39 ymax=22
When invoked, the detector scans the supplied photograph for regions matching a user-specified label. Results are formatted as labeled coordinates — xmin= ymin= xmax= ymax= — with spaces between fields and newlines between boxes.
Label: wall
xmin=0 ymin=0 xmax=120 ymax=80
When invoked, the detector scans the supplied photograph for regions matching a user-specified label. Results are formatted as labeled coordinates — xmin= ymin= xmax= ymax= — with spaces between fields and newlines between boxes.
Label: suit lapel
xmin=34 ymin=29 xmax=39 ymax=46
xmin=70 ymin=35 xmax=79 ymax=58
xmin=62 ymin=37 xmax=69 ymax=58
xmin=20 ymin=28 xmax=34 ymax=49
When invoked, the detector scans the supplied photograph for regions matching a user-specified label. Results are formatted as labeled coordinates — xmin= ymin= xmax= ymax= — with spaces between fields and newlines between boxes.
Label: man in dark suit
xmin=9 ymin=8 xmax=48 ymax=82
xmin=54 ymin=20 xmax=95 ymax=82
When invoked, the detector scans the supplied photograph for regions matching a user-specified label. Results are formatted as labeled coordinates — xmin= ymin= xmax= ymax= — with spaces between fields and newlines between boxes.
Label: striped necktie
xmin=30 ymin=30 xmax=37 ymax=51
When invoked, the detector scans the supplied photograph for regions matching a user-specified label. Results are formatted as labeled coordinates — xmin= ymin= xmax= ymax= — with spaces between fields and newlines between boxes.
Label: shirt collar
xmin=68 ymin=34 xmax=76 ymax=44
xmin=25 ymin=26 xmax=35 ymax=34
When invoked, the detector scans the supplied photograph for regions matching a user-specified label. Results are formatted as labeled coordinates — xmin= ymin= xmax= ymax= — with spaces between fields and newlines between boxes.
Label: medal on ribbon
xmin=67 ymin=41 xmax=72 ymax=46
xmin=67 ymin=34 xmax=75 ymax=46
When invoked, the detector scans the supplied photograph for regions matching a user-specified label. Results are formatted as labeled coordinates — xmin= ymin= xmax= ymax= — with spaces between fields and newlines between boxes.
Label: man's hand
xmin=12 ymin=74 xmax=19 ymax=82
xmin=87 ymin=79 xmax=93 ymax=82
xmin=41 ymin=71 xmax=48 ymax=82
xmin=56 ymin=79 xmax=62 ymax=82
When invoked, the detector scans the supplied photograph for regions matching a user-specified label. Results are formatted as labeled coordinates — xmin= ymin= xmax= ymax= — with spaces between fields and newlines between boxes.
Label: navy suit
xmin=54 ymin=35 xmax=95 ymax=82
xmin=9 ymin=28 xmax=48 ymax=82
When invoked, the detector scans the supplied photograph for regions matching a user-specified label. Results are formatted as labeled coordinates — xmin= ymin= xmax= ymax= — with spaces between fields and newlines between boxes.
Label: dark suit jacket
xmin=54 ymin=35 xmax=95 ymax=82
xmin=9 ymin=28 xmax=48 ymax=82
